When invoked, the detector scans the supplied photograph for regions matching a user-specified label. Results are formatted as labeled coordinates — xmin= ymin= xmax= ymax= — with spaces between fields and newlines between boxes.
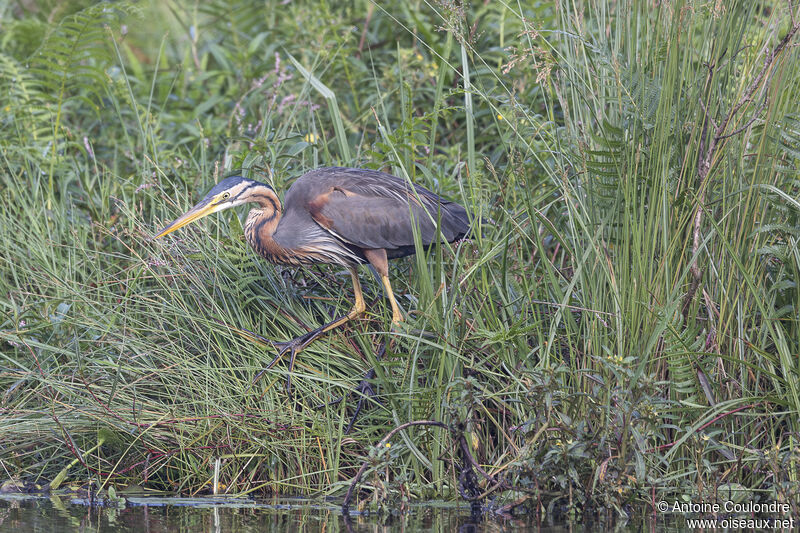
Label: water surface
xmin=1 ymin=494 xmax=664 ymax=532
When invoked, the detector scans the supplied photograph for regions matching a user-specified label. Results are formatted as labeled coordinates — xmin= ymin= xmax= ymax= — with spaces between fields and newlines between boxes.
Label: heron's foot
xmin=253 ymin=328 xmax=325 ymax=392
xmin=268 ymin=329 xmax=318 ymax=354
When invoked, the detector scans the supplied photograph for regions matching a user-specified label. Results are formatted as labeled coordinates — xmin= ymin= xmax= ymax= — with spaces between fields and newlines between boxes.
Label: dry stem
xmin=682 ymin=4 xmax=800 ymax=318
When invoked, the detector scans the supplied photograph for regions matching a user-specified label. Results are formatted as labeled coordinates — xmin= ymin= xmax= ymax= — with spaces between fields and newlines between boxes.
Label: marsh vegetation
xmin=1 ymin=0 xmax=799 ymax=518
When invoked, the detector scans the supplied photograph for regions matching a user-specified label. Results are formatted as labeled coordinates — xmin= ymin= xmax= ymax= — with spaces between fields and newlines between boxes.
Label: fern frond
xmin=776 ymin=114 xmax=800 ymax=167
xmin=29 ymin=3 xmax=132 ymax=109
xmin=664 ymin=323 xmax=707 ymax=404
xmin=0 ymin=53 xmax=53 ymax=146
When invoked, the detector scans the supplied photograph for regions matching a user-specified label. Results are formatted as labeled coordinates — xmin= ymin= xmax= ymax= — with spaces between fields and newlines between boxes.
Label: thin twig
xmin=458 ymin=435 xmax=497 ymax=484
xmin=341 ymin=417 xmax=539 ymax=511
xmin=356 ymin=3 xmax=374 ymax=57
xmin=717 ymin=95 xmax=768 ymax=141
xmin=698 ymin=97 xmax=718 ymax=132
xmin=716 ymin=22 xmax=799 ymax=139
xmin=342 ymin=420 xmax=447 ymax=509
xmin=682 ymin=15 xmax=800 ymax=316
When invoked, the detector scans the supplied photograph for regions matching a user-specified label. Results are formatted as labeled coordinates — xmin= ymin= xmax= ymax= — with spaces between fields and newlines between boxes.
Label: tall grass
xmin=1 ymin=0 xmax=799 ymax=513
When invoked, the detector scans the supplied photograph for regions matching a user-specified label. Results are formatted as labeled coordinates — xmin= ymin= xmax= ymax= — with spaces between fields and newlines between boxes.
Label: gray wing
xmin=287 ymin=167 xmax=470 ymax=251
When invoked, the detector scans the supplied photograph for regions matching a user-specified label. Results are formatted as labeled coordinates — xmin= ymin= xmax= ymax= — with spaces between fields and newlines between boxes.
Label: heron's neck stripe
xmin=230 ymin=182 xmax=276 ymax=206
xmin=231 ymin=182 xmax=257 ymax=203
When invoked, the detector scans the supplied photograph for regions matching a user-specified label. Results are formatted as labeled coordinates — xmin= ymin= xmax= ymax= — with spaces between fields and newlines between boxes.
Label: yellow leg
xmin=351 ymin=267 xmax=366 ymax=314
xmin=321 ymin=267 xmax=365 ymax=334
xmin=361 ymin=248 xmax=402 ymax=327
xmin=380 ymin=274 xmax=404 ymax=327
xmin=252 ymin=266 xmax=368 ymax=388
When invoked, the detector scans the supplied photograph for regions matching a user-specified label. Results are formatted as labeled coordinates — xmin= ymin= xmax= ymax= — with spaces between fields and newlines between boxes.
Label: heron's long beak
xmin=154 ymin=196 xmax=221 ymax=239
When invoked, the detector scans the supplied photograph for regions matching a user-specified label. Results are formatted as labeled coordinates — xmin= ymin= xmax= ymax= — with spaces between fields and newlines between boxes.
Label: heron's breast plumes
xmin=244 ymin=208 xmax=362 ymax=268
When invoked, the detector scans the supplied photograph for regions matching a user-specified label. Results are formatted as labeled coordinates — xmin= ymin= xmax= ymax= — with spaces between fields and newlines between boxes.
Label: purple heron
xmin=155 ymin=167 xmax=471 ymax=389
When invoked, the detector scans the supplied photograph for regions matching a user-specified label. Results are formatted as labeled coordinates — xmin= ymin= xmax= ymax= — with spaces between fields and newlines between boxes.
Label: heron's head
xmin=155 ymin=175 xmax=272 ymax=239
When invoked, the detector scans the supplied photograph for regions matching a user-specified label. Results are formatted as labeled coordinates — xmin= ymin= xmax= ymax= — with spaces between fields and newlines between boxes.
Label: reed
xmin=1 ymin=0 xmax=798 ymax=513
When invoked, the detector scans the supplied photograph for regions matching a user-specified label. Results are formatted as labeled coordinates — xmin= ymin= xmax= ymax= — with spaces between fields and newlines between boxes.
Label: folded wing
xmin=294 ymin=167 xmax=470 ymax=254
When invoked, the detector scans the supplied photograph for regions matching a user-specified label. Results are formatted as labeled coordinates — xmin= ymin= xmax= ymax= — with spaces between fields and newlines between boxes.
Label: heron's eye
xmin=222 ymin=192 xmax=231 ymax=200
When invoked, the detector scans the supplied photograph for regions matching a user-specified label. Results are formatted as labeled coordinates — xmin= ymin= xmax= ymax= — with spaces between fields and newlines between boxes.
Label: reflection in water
xmin=0 ymin=495 xmax=671 ymax=532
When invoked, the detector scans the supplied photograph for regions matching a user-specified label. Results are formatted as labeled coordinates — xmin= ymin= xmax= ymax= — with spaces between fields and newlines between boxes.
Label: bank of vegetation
xmin=1 ymin=0 xmax=799 ymax=516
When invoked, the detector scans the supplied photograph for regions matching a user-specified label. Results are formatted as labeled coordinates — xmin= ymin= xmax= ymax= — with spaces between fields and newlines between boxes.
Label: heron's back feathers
xmin=283 ymin=167 xmax=471 ymax=259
